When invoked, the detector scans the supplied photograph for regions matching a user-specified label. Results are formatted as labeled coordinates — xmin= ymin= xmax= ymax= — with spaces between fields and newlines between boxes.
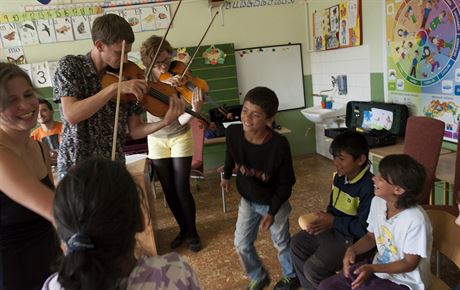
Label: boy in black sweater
xmin=290 ymin=131 xmax=374 ymax=289
xmin=221 ymin=87 xmax=298 ymax=290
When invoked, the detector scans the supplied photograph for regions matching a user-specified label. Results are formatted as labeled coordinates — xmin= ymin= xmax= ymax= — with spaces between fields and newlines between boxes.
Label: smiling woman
xmin=0 ymin=62 xmax=60 ymax=290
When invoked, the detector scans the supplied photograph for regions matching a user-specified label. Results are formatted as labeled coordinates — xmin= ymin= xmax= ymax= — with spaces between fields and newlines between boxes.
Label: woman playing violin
xmin=53 ymin=14 xmax=184 ymax=179
xmin=140 ymin=35 xmax=203 ymax=252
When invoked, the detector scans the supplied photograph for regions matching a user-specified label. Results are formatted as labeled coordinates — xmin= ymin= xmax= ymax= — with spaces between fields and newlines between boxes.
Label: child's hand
xmin=342 ymin=247 xmax=356 ymax=278
xmin=351 ymin=264 xmax=373 ymax=290
xmin=220 ymin=179 xmax=230 ymax=192
xmin=259 ymin=214 xmax=274 ymax=231
xmin=307 ymin=211 xmax=334 ymax=235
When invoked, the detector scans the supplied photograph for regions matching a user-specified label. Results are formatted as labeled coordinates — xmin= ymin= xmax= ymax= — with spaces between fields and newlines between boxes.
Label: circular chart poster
xmin=386 ymin=0 xmax=460 ymax=143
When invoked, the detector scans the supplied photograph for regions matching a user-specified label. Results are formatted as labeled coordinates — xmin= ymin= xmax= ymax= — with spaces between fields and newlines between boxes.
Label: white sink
xmin=301 ymin=105 xmax=346 ymax=123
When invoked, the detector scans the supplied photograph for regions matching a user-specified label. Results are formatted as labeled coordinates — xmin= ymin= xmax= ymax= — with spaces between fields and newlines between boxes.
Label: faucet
xmin=313 ymin=76 xmax=337 ymax=98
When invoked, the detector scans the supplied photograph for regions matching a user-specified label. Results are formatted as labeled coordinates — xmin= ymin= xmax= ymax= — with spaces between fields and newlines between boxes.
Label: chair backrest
xmin=403 ymin=116 xmax=444 ymax=204
xmin=426 ymin=209 xmax=460 ymax=269
xmin=454 ymin=129 xmax=460 ymax=203
xmin=190 ymin=118 xmax=205 ymax=175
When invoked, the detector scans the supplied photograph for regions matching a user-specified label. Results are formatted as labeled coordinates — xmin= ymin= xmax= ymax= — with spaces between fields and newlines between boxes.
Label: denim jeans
xmin=234 ymin=198 xmax=295 ymax=281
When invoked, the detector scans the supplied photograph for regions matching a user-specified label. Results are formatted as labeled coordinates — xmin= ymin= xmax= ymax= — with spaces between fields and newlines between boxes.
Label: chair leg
xmin=220 ymin=172 xmax=227 ymax=213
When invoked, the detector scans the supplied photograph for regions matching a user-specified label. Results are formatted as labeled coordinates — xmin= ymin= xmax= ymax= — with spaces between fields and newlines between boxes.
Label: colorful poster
xmin=339 ymin=0 xmax=362 ymax=47
xmin=386 ymin=0 xmax=460 ymax=143
xmin=313 ymin=9 xmax=328 ymax=51
xmin=326 ymin=5 xmax=340 ymax=50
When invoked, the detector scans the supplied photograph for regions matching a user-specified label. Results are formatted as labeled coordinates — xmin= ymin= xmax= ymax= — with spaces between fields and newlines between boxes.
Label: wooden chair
xmin=403 ymin=116 xmax=444 ymax=205
xmin=425 ymin=209 xmax=460 ymax=290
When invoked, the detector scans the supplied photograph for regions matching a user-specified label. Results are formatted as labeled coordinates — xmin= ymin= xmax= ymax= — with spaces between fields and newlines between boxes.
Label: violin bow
xmin=145 ymin=0 xmax=183 ymax=81
xmin=179 ymin=10 xmax=219 ymax=80
xmin=111 ymin=40 xmax=126 ymax=161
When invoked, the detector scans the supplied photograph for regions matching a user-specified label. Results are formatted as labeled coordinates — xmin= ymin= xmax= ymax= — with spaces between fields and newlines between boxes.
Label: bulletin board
xmin=385 ymin=0 xmax=460 ymax=143
xmin=235 ymin=43 xmax=306 ymax=112
xmin=313 ymin=0 xmax=362 ymax=51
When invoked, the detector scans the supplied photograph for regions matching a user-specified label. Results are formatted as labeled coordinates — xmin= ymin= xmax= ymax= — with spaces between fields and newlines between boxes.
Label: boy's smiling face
xmin=333 ymin=150 xmax=366 ymax=180
xmin=241 ymin=100 xmax=273 ymax=134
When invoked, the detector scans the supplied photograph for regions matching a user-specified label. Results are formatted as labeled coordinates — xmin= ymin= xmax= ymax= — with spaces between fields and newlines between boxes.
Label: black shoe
xmin=273 ymin=276 xmax=300 ymax=290
xmin=246 ymin=275 xmax=270 ymax=290
xmin=188 ymin=237 xmax=202 ymax=252
xmin=170 ymin=234 xmax=187 ymax=249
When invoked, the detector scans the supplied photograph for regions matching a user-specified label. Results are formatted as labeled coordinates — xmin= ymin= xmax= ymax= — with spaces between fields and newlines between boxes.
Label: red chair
xmin=403 ymin=116 xmax=444 ymax=205
xmin=423 ymin=124 xmax=460 ymax=216
xmin=190 ymin=118 xmax=205 ymax=181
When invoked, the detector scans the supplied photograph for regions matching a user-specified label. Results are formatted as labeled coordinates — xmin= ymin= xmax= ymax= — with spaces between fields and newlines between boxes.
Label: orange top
xmin=31 ymin=122 xmax=63 ymax=144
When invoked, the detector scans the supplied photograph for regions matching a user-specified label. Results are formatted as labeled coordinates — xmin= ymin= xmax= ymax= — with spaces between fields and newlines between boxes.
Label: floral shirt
xmin=53 ymin=53 xmax=143 ymax=175
xmin=41 ymin=253 xmax=202 ymax=290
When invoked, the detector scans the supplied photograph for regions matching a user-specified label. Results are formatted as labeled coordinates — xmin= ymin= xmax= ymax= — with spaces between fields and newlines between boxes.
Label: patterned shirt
xmin=53 ymin=54 xmax=143 ymax=175
xmin=41 ymin=253 xmax=202 ymax=290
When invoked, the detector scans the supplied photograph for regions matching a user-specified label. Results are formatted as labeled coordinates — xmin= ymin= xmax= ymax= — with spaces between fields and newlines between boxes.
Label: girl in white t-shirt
xmin=318 ymin=154 xmax=432 ymax=290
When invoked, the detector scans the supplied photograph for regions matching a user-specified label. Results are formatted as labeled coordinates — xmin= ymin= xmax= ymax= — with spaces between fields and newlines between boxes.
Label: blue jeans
xmin=234 ymin=198 xmax=295 ymax=281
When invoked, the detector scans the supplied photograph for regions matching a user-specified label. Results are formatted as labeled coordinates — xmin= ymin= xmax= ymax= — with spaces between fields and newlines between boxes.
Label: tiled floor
xmin=149 ymin=154 xmax=459 ymax=290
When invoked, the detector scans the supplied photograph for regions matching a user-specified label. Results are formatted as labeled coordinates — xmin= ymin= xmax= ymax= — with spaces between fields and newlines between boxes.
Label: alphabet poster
xmin=386 ymin=0 xmax=460 ymax=143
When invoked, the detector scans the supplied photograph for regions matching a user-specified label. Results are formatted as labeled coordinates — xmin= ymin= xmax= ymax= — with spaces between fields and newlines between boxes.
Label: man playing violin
xmin=53 ymin=14 xmax=184 ymax=179
xmin=140 ymin=35 xmax=203 ymax=252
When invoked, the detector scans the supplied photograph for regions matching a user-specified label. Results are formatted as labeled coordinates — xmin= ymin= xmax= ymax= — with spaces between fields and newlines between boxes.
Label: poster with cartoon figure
xmin=338 ymin=0 xmax=362 ymax=48
xmin=386 ymin=0 xmax=460 ymax=143
xmin=313 ymin=0 xmax=362 ymax=50
xmin=313 ymin=9 xmax=327 ymax=51
xmin=326 ymin=5 xmax=340 ymax=50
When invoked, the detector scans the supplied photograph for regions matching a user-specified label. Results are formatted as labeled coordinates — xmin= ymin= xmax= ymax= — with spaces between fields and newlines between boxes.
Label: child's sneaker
xmin=246 ymin=275 xmax=270 ymax=290
xmin=273 ymin=276 xmax=300 ymax=290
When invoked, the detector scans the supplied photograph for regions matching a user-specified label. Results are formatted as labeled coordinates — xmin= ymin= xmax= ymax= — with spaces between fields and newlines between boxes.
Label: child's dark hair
xmin=329 ymin=130 xmax=369 ymax=166
xmin=379 ymin=154 xmax=426 ymax=209
xmin=39 ymin=98 xmax=53 ymax=111
xmin=53 ymin=158 xmax=143 ymax=290
xmin=243 ymin=86 xmax=279 ymax=118
xmin=91 ymin=14 xmax=134 ymax=45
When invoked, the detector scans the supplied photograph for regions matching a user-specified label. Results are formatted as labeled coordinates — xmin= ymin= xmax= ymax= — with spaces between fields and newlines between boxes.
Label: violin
xmin=101 ymin=61 xmax=210 ymax=127
xmin=159 ymin=60 xmax=209 ymax=104
xmin=160 ymin=60 xmax=234 ymax=120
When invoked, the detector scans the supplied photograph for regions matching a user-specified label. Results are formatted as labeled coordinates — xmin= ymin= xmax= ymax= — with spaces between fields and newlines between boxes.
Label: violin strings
xmin=147 ymin=88 xmax=209 ymax=124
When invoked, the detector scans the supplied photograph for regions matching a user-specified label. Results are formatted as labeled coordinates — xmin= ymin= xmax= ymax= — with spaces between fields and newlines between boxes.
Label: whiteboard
xmin=235 ymin=43 xmax=306 ymax=111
